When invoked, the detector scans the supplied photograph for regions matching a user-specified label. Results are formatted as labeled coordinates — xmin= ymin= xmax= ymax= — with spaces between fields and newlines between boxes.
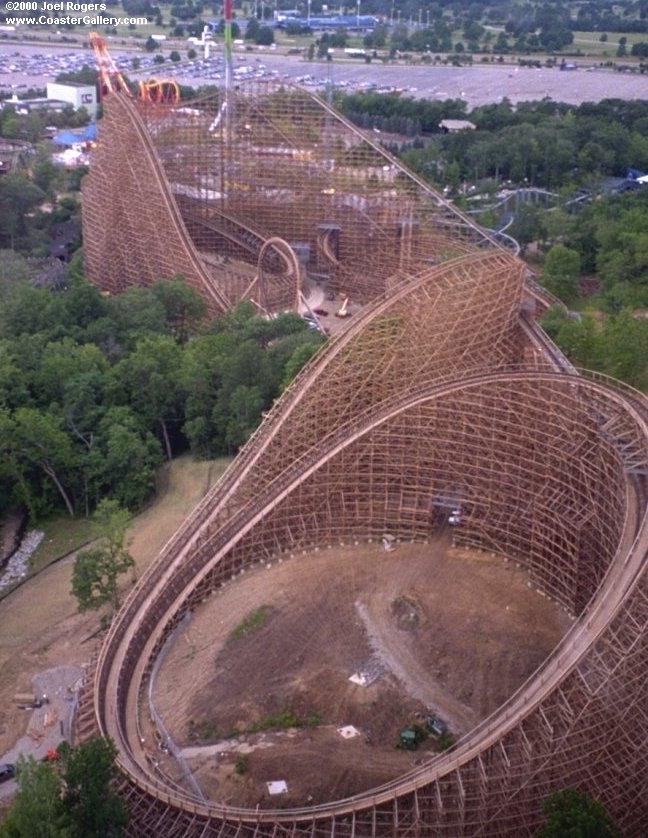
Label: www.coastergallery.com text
xmin=5 ymin=2 xmax=147 ymax=25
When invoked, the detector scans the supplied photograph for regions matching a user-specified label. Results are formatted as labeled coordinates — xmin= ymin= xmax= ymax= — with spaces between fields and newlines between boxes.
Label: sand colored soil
xmin=152 ymin=538 xmax=573 ymax=809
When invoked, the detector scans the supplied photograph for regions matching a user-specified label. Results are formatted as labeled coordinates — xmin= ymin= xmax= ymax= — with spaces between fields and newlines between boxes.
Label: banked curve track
xmin=84 ymin=252 xmax=648 ymax=836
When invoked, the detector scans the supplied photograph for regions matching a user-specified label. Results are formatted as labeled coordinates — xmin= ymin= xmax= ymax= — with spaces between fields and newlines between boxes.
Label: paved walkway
xmin=0 ymin=665 xmax=83 ymax=800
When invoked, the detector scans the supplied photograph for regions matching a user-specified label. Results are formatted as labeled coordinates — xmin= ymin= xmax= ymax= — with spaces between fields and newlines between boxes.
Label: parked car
xmin=0 ymin=763 xmax=15 ymax=783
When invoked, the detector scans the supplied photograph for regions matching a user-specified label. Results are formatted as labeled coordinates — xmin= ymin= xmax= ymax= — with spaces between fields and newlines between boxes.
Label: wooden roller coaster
xmin=78 ymin=49 xmax=648 ymax=835
xmin=81 ymin=68 xmax=504 ymax=317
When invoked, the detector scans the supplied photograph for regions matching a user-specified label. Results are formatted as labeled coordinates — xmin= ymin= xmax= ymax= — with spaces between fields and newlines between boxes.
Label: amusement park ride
xmin=89 ymin=31 xmax=180 ymax=104
xmin=82 ymin=3 xmax=507 ymax=322
xmin=77 ymin=18 xmax=648 ymax=838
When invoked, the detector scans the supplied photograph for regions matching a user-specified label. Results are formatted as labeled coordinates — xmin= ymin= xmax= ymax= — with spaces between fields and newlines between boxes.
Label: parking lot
xmin=2 ymin=39 xmax=648 ymax=108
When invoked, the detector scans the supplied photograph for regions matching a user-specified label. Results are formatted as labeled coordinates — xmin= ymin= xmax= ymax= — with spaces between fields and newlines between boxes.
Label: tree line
xmin=332 ymin=94 xmax=648 ymax=189
xmin=0 ymin=258 xmax=323 ymax=522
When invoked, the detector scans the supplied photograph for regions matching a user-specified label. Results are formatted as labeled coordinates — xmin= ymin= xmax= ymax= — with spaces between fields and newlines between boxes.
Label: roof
xmin=439 ymin=119 xmax=476 ymax=132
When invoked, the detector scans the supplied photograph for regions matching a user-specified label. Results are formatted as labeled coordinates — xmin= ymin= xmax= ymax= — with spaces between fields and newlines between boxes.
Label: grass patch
xmin=228 ymin=605 xmax=271 ymax=642
xmin=234 ymin=757 xmax=248 ymax=775
xmin=437 ymin=732 xmax=456 ymax=751
xmin=225 ymin=709 xmax=321 ymax=739
xmin=188 ymin=709 xmax=321 ymax=744
xmin=29 ymin=515 xmax=96 ymax=573
xmin=188 ymin=719 xmax=219 ymax=742
xmin=249 ymin=708 xmax=321 ymax=733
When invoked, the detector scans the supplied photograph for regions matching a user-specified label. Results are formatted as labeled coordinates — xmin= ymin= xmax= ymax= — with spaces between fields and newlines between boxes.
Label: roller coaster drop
xmin=78 ymin=41 xmax=648 ymax=836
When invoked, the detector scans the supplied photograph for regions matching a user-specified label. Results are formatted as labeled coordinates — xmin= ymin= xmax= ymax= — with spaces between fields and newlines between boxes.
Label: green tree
xmin=538 ymin=787 xmax=620 ymax=837
xmin=58 ymin=738 xmax=128 ymax=838
xmin=150 ymin=276 xmax=206 ymax=342
xmin=244 ymin=16 xmax=260 ymax=41
xmin=71 ymin=498 xmax=134 ymax=615
xmin=32 ymin=148 xmax=60 ymax=197
xmin=602 ymin=309 xmax=648 ymax=388
xmin=256 ymin=26 xmax=275 ymax=46
xmin=111 ymin=334 xmax=185 ymax=460
xmin=0 ymin=756 xmax=70 ymax=838
xmin=11 ymin=407 xmax=77 ymax=516
xmin=94 ymin=407 xmax=162 ymax=509
xmin=541 ymin=245 xmax=581 ymax=302
xmin=0 ymin=174 xmax=46 ymax=249
xmin=1 ymin=739 xmax=128 ymax=838
xmin=102 ymin=285 xmax=168 ymax=349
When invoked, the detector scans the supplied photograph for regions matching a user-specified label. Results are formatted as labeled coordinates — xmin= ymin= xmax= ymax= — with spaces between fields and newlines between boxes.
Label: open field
xmin=152 ymin=540 xmax=572 ymax=808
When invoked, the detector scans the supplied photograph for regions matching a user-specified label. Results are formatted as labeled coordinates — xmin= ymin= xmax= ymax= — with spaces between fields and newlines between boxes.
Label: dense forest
xmin=334 ymin=95 xmax=648 ymax=188
xmin=0 ymin=260 xmax=323 ymax=521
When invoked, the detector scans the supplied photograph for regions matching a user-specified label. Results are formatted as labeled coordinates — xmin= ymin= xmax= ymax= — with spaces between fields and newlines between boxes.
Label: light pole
xmin=356 ymin=0 xmax=360 ymax=31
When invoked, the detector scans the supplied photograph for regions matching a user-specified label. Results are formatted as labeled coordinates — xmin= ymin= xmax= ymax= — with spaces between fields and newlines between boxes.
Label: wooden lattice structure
xmin=78 ymin=74 xmax=648 ymax=836
xmin=73 ymin=241 xmax=648 ymax=834
xmin=81 ymin=81 xmax=502 ymax=316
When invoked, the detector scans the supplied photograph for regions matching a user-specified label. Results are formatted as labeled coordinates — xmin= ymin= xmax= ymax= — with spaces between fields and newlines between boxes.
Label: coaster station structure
xmin=77 ymin=33 xmax=648 ymax=838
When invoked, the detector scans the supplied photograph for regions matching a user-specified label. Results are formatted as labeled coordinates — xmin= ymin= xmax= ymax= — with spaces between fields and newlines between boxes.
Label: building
xmin=0 ymin=95 xmax=68 ymax=116
xmin=46 ymin=81 xmax=97 ymax=117
xmin=275 ymin=14 xmax=378 ymax=31
xmin=439 ymin=118 xmax=477 ymax=133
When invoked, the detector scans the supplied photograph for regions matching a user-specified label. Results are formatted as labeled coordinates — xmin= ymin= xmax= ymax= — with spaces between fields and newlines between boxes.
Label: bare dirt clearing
xmin=153 ymin=538 xmax=572 ymax=809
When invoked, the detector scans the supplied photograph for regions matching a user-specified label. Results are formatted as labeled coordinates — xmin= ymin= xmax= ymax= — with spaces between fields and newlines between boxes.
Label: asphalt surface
xmin=0 ymin=665 xmax=83 ymax=801
xmin=1 ymin=39 xmax=648 ymax=108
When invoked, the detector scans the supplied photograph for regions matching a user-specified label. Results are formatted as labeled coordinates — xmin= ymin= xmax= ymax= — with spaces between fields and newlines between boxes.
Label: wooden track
xmin=81 ymin=81 xmax=509 ymax=314
xmin=79 ymin=79 xmax=648 ymax=836
xmin=79 ymin=254 xmax=648 ymax=836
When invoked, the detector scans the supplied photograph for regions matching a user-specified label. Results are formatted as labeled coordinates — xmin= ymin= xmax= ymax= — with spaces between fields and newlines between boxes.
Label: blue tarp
xmin=52 ymin=130 xmax=84 ymax=146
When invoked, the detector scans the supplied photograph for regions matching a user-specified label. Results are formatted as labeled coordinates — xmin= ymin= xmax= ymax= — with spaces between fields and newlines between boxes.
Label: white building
xmin=46 ymin=82 xmax=97 ymax=117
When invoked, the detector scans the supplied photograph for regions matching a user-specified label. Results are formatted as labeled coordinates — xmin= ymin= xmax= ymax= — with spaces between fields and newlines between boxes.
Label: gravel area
xmin=0 ymin=531 xmax=44 ymax=594
xmin=0 ymin=665 xmax=84 ymax=801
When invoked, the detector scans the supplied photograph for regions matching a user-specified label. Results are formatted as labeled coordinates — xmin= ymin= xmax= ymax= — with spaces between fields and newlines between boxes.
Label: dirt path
xmin=355 ymin=600 xmax=476 ymax=734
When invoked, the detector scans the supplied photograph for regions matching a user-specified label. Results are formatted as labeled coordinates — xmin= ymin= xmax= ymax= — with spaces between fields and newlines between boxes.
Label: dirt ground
xmin=152 ymin=537 xmax=573 ymax=809
xmin=0 ymin=456 xmax=227 ymax=778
